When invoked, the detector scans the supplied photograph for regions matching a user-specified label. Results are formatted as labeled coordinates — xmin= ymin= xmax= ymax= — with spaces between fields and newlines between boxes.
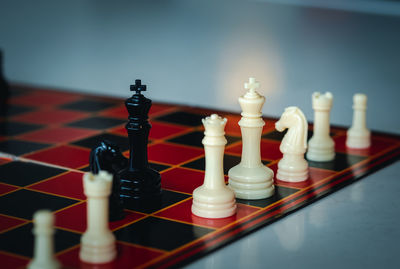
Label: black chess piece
xmin=118 ymin=79 xmax=162 ymax=206
xmin=0 ymin=50 xmax=10 ymax=115
xmin=89 ymin=140 xmax=127 ymax=221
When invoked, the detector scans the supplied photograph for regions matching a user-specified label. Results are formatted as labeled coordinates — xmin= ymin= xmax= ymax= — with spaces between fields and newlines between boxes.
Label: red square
xmin=55 ymin=202 xmax=146 ymax=233
xmin=100 ymin=105 xmax=128 ymax=119
xmin=226 ymin=139 xmax=281 ymax=161
xmin=18 ymin=126 xmax=98 ymax=144
xmin=149 ymin=103 xmax=175 ymax=117
xmin=148 ymin=143 xmax=203 ymax=165
xmin=10 ymin=90 xmax=80 ymax=107
xmin=149 ymin=121 xmax=187 ymax=140
xmin=0 ymin=252 xmax=28 ymax=269
xmin=161 ymin=167 xmax=205 ymax=194
xmin=28 ymin=171 xmax=86 ymax=200
xmin=0 ymin=183 xmax=18 ymax=195
xmin=24 ymin=145 xmax=90 ymax=169
xmin=334 ymin=134 xmax=396 ymax=157
xmin=57 ymin=242 xmax=164 ymax=269
xmin=12 ymin=109 xmax=88 ymax=125
xmin=155 ymin=198 xmax=260 ymax=229
xmin=0 ymin=215 xmax=27 ymax=233
xmin=269 ymin=163 xmax=337 ymax=189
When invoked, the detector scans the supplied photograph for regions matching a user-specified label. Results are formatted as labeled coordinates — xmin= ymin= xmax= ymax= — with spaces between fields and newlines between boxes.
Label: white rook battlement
xmin=83 ymin=171 xmax=112 ymax=197
xmin=312 ymin=92 xmax=333 ymax=110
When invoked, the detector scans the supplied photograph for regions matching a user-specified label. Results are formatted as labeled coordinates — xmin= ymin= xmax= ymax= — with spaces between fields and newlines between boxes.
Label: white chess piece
xmin=192 ymin=114 xmax=236 ymax=218
xmin=307 ymin=92 xmax=335 ymax=162
xmin=275 ymin=106 xmax=309 ymax=182
xmin=80 ymin=171 xmax=116 ymax=264
xmin=228 ymin=78 xmax=274 ymax=200
xmin=346 ymin=93 xmax=371 ymax=148
xmin=27 ymin=210 xmax=60 ymax=269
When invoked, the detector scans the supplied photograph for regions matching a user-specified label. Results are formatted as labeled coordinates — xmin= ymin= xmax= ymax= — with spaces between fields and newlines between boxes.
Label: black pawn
xmin=118 ymin=79 xmax=162 ymax=206
xmin=89 ymin=140 xmax=127 ymax=221
xmin=0 ymin=50 xmax=9 ymax=115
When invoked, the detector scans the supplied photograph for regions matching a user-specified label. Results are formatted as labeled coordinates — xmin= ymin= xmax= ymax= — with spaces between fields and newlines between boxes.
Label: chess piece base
xmin=346 ymin=129 xmax=371 ymax=149
xmin=307 ymin=137 xmax=335 ymax=162
xmin=27 ymin=260 xmax=60 ymax=269
xmin=80 ymin=232 xmax=116 ymax=264
xmin=192 ymin=186 xmax=236 ymax=219
xmin=228 ymin=164 xmax=274 ymax=200
xmin=277 ymin=155 xmax=308 ymax=182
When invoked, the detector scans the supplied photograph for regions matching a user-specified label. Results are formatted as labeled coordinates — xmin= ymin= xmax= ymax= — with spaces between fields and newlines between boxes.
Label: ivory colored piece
xmin=192 ymin=114 xmax=236 ymax=218
xmin=275 ymin=106 xmax=309 ymax=182
xmin=307 ymin=92 xmax=335 ymax=162
xmin=80 ymin=171 xmax=116 ymax=264
xmin=228 ymin=77 xmax=274 ymax=200
xmin=346 ymin=93 xmax=371 ymax=148
xmin=27 ymin=210 xmax=60 ymax=269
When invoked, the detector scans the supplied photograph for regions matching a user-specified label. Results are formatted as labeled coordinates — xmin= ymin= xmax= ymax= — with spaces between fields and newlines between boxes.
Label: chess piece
xmin=275 ymin=106 xmax=309 ymax=182
xmin=192 ymin=114 xmax=236 ymax=218
xmin=228 ymin=77 xmax=274 ymax=200
xmin=307 ymin=92 xmax=335 ymax=162
xmin=27 ymin=210 xmax=60 ymax=269
xmin=90 ymin=140 xmax=127 ymax=221
xmin=118 ymin=79 xmax=162 ymax=205
xmin=80 ymin=171 xmax=116 ymax=264
xmin=346 ymin=93 xmax=371 ymax=149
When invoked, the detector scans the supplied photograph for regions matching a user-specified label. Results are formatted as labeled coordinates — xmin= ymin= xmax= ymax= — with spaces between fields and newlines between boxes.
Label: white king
xmin=192 ymin=114 xmax=236 ymax=219
xmin=228 ymin=78 xmax=274 ymax=200
xmin=307 ymin=92 xmax=335 ymax=162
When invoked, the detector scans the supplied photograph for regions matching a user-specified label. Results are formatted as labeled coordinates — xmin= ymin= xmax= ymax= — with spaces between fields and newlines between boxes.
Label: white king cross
xmin=244 ymin=77 xmax=260 ymax=93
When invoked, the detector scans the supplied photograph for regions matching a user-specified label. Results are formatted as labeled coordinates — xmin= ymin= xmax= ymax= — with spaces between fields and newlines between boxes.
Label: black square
xmin=183 ymin=154 xmax=270 ymax=175
xmin=150 ymin=162 xmax=171 ymax=172
xmin=236 ymin=186 xmax=299 ymax=208
xmin=115 ymin=216 xmax=214 ymax=251
xmin=124 ymin=189 xmax=190 ymax=214
xmin=2 ymin=105 xmax=34 ymax=116
xmin=0 ymin=161 xmax=66 ymax=186
xmin=67 ymin=117 xmax=125 ymax=130
xmin=72 ymin=133 xmax=129 ymax=151
xmin=0 ymin=189 xmax=78 ymax=219
xmin=61 ymin=99 xmax=117 ymax=112
xmin=307 ymin=152 xmax=367 ymax=172
xmin=263 ymin=130 xmax=335 ymax=141
xmin=168 ymin=131 xmax=240 ymax=148
xmin=156 ymin=111 xmax=205 ymax=127
xmin=0 ymin=121 xmax=42 ymax=136
xmin=0 ymin=223 xmax=80 ymax=257
xmin=0 ymin=139 xmax=51 ymax=156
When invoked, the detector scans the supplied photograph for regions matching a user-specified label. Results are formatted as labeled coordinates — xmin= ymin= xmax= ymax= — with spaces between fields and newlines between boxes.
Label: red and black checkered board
xmin=1 ymin=85 xmax=400 ymax=268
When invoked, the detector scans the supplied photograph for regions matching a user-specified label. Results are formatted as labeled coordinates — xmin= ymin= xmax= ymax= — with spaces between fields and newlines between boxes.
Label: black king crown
xmin=119 ymin=79 xmax=162 ymax=204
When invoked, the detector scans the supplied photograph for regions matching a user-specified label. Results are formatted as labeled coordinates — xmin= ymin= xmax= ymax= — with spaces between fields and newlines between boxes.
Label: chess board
xmin=1 ymin=85 xmax=399 ymax=269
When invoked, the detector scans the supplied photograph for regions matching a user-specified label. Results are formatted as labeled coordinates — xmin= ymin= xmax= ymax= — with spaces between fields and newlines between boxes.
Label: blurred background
xmin=0 ymin=0 xmax=399 ymax=133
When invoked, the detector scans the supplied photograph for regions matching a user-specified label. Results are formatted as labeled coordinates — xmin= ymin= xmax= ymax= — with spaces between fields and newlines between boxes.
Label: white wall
xmin=1 ymin=0 xmax=399 ymax=133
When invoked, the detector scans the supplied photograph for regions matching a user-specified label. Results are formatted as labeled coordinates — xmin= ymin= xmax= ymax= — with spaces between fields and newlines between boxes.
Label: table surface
xmin=186 ymin=160 xmax=400 ymax=269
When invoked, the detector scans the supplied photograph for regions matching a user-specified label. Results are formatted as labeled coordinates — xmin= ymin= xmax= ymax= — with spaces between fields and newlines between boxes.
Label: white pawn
xmin=27 ymin=210 xmax=60 ymax=269
xmin=228 ymin=77 xmax=274 ymax=200
xmin=80 ymin=171 xmax=116 ymax=264
xmin=346 ymin=93 xmax=371 ymax=148
xmin=307 ymin=92 xmax=335 ymax=162
xmin=192 ymin=114 xmax=236 ymax=218
xmin=275 ymin=107 xmax=309 ymax=182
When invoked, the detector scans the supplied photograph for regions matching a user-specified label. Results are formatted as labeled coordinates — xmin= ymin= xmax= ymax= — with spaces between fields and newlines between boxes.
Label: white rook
xmin=228 ymin=77 xmax=274 ymax=200
xmin=192 ymin=114 xmax=236 ymax=218
xmin=28 ymin=210 xmax=60 ymax=269
xmin=307 ymin=92 xmax=335 ymax=162
xmin=346 ymin=93 xmax=371 ymax=149
xmin=80 ymin=171 xmax=116 ymax=264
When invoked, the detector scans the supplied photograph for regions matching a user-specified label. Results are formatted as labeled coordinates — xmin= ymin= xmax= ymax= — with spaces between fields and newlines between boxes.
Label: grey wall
xmin=1 ymin=0 xmax=399 ymax=133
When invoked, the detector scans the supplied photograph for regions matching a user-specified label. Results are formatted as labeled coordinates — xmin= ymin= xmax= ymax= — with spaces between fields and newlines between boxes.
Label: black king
xmin=119 ymin=79 xmax=162 ymax=204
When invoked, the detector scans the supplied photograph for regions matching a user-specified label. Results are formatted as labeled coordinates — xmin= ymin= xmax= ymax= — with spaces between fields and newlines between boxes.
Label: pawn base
xmin=192 ymin=186 xmax=236 ymax=219
xmin=228 ymin=164 xmax=274 ymax=200
xmin=346 ymin=130 xmax=371 ymax=149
